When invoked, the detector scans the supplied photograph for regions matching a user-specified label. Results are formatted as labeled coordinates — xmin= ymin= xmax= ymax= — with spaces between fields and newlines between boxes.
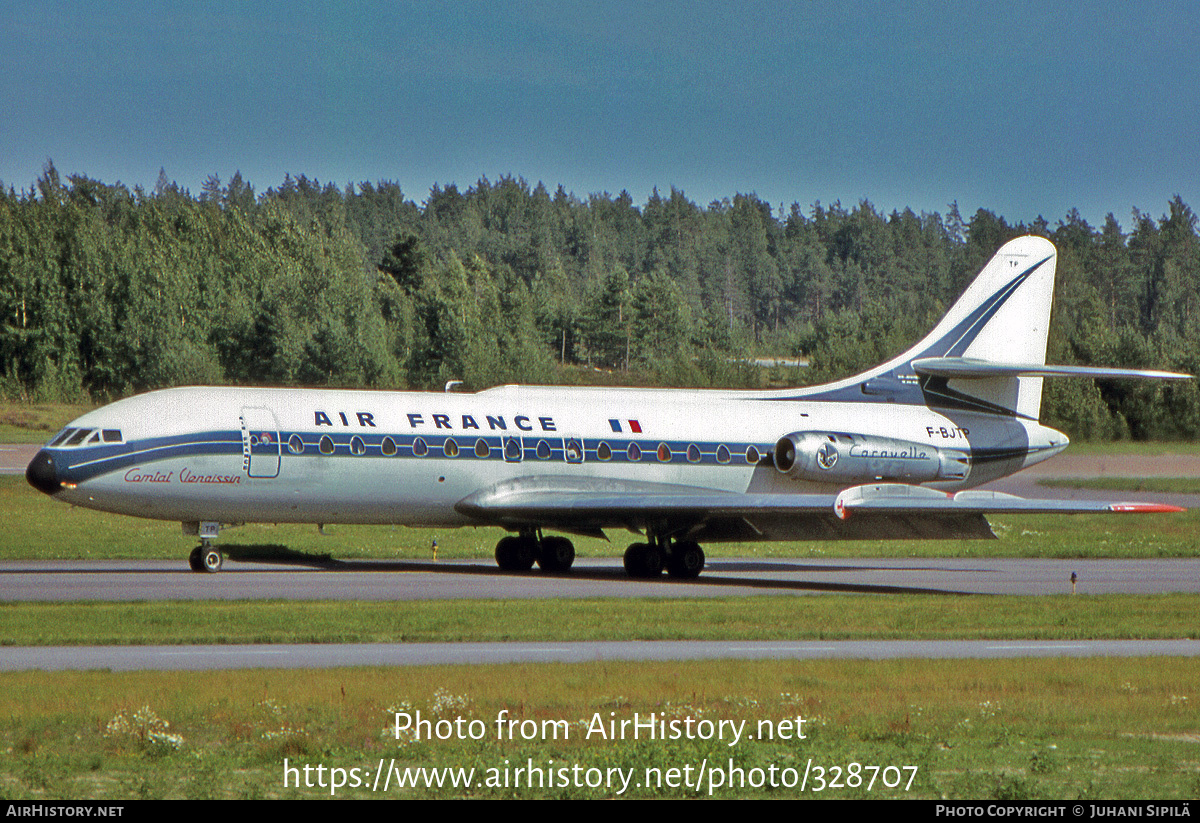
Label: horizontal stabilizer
xmin=911 ymin=357 xmax=1192 ymax=381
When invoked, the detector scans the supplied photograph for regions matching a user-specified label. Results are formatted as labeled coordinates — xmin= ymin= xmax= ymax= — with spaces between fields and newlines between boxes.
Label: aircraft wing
xmin=457 ymin=489 xmax=836 ymax=522
xmin=455 ymin=476 xmax=832 ymax=532
xmin=455 ymin=477 xmax=1182 ymax=542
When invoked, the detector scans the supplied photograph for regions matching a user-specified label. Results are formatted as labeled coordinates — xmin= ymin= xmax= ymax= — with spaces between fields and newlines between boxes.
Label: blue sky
xmin=3 ymin=1 xmax=1197 ymax=228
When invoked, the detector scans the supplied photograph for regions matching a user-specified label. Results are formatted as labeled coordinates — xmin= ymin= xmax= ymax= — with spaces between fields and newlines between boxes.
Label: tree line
xmin=2 ymin=163 xmax=1198 ymax=440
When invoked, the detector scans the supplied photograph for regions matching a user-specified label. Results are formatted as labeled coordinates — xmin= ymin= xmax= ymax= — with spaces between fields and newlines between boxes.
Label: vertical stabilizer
xmin=906 ymin=236 xmax=1056 ymax=419
xmin=788 ymin=236 xmax=1058 ymax=420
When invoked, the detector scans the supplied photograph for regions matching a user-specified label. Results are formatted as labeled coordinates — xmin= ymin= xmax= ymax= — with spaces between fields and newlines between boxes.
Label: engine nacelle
xmin=773 ymin=431 xmax=969 ymax=484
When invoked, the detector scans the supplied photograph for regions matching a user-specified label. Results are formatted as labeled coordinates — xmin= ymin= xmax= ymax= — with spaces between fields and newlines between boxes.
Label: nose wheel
xmin=188 ymin=544 xmax=224 ymax=573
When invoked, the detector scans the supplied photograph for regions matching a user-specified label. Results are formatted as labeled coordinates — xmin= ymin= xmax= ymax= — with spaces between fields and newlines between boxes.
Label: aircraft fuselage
xmin=28 ymin=382 xmax=1067 ymax=528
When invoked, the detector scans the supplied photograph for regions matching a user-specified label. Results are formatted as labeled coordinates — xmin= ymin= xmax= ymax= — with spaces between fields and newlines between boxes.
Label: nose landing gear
xmin=188 ymin=542 xmax=223 ymax=573
xmin=185 ymin=522 xmax=223 ymax=573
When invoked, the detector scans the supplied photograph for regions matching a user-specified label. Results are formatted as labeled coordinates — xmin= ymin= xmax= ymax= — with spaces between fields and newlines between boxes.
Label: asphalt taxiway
xmin=4 ymin=556 xmax=1200 ymax=600
xmin=5 ymin=639 xmax=1199 ymax=671
xmin=3 ymin=556 xmax=1200 ymax=670
xmin=0 ymin=443 xmax=37 ymax=474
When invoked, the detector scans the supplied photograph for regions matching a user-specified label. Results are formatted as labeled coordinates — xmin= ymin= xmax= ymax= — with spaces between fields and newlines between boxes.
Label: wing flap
xmin=834 ymin=483 xmax=1185 ymax=517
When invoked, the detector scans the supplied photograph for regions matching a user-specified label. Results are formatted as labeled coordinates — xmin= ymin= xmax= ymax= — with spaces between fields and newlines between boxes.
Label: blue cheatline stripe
xmin=53 ymin=431 xmax=777 ymax=483
xmin=63 ymin=431 xmax=245 ymax=474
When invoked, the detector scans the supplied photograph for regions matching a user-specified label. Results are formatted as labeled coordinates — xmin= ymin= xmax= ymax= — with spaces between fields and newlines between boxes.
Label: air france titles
xmin=313 ymin=411 xmax=558 ymax=433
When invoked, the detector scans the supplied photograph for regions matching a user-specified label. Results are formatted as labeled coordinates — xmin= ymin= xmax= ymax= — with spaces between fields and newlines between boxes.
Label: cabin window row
xmin=286 ymin=434 xmax=762 ymax=465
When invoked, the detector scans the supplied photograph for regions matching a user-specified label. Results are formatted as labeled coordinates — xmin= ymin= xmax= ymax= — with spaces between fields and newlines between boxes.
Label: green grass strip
xmin=1039 ymin=477 xmax=1200 ymax=494
xmin=3 ymin=594 xmax=1198 ymax=646
xmin=2 ymin=658 xmax=1198 ymax=799
xmin=0 ymin=401 xmax=94 ymax=443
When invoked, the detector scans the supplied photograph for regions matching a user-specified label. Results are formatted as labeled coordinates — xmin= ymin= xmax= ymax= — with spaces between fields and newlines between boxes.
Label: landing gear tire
xmin=667 ymin=541 xmax=705 ymax=579
xmin=623 ymin=542 xmax=664 ymax=578
xmin=537 ymin=536 xmax=575 ymax=572
xmin=188 ymin=546 xmax=204 ymax=572
xmin=495 ymin=535 xmax=537 ymax=571
xmin=201 ymin=547 xmax=223 ymax=573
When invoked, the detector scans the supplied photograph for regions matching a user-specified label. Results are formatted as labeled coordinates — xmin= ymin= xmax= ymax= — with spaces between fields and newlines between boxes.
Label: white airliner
xmin=26 ymin=236 xmax=1190 ymax=577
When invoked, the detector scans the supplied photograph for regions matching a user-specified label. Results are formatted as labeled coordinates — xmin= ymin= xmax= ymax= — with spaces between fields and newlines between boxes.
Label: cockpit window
xmin=65 ymin=429 xmax=93 ymax=446
xmin=48 ymin=427 xmax=121 ymax=448
xmin=49 ymin=428 xmax=76 ymax=447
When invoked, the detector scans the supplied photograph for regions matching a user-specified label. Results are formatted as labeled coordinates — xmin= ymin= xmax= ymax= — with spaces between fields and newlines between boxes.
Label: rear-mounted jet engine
xmin=773 ymin=431 xmax=969 ymax=484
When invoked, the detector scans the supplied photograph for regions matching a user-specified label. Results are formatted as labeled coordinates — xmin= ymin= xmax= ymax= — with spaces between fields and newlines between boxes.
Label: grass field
xmin=1059 ymin=440 xmax=1200 ymax=456
xmin=1040 ymin=477 xmax=1200 ymax=494
xmin=1 ymin=659 xmax=1196 ymax=799
xmin=2 ymin=594 xmax=1199 ymax=646
xmin=0 ymin=401 xmax=93 ymax=443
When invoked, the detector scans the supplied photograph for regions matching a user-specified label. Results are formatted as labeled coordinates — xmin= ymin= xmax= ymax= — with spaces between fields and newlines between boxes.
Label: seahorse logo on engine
xmin=816 ymin=441 xmax=839 ymax=470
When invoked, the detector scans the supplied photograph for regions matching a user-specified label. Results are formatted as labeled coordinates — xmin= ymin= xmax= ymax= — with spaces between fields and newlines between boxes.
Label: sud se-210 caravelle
xmin=26 ymin=236 xmax=1190 ymax=578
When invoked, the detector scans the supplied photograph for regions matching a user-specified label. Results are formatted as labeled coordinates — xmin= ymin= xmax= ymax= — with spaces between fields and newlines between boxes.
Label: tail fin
xmin=791 ymin=236 xmax=1058 ymax=419
xmin=901 ymin=235 xmax=1057 ymax=419
xmin=791 ymin=236 xmax=1186 ymax=418
xmin=904 ymin=235 xmax=1189 ymax=416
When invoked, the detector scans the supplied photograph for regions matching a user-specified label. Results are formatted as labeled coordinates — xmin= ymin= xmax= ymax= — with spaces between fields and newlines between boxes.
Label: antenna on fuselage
xmin=444 ymin=380 xmax=464 ymax=392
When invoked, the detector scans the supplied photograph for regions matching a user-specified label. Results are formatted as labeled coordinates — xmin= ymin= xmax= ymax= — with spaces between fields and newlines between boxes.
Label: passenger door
xmin=240 ymin=406 xmax=281 ymax=478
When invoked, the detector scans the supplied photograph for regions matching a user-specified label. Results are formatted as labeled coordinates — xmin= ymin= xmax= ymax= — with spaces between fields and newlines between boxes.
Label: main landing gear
xmin=188 ymin=542 xmax=223 ymax=573
xmin=624 ymin=537 xmax=705 ymax=579
xmin=493 ymin=531 xmax=706 ymax=579
xmin=494 ymin=530 xmax=576 ymax=572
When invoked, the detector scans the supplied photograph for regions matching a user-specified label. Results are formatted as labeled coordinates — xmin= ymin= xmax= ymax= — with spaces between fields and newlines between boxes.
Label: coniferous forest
xmin=2 ymin=164 xmax=1199 ymax=441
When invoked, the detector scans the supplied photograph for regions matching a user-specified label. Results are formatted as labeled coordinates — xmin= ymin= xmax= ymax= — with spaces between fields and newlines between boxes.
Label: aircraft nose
xmin=25 ymin=449 xmax=59 ymax=495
